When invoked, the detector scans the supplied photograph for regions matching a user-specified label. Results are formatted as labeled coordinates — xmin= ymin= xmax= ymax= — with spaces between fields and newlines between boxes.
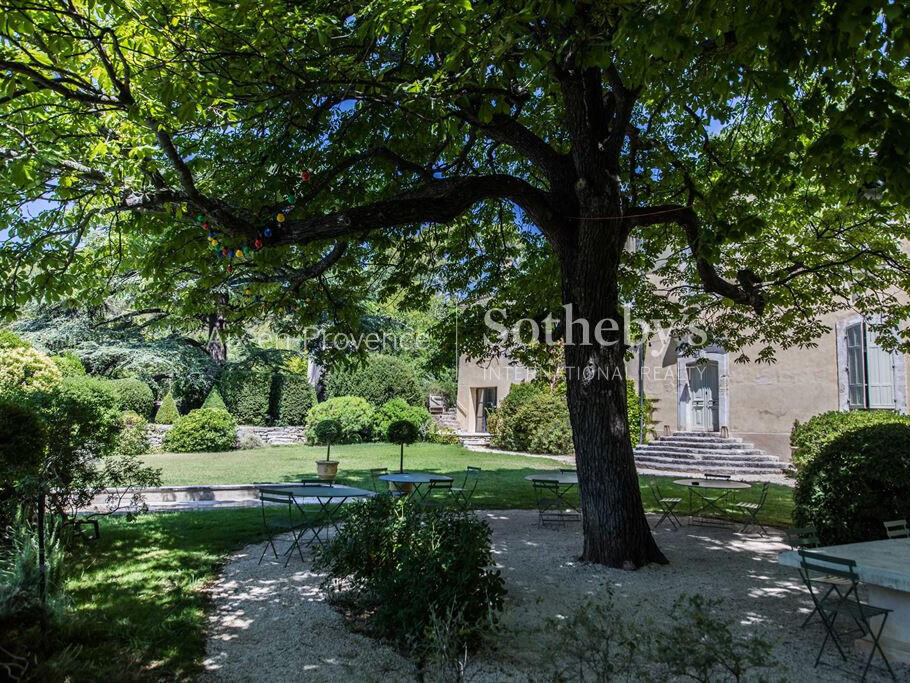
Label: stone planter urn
xmin=316 ymin=460 xmax=339 ymax=481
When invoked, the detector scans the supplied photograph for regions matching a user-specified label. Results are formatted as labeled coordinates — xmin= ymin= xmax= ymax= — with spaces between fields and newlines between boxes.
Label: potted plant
xmin=387 ymin=419 xmax=420 ymax=494
xmin=314 ymin=419 xmax=343 ymax=481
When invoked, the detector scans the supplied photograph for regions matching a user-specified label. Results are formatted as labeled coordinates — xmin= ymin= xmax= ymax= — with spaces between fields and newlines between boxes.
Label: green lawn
xmin=47 ymin=446 xmax=794 ymax=679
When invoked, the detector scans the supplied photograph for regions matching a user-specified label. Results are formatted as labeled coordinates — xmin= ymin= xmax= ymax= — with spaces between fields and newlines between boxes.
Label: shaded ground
xmin=201 ymin=511 xmax=907 ymax=682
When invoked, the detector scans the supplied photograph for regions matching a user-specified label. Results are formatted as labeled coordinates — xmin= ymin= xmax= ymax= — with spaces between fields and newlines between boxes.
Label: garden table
xmin=266 ymin=483 xmax=374 ymax=544
xmin=779 ymin=538 xmax=910 ymax=664
xmin=377 ymin=472 xmax=454 ymax=499
xmin=672 ymin=478 xmax=750 ymax=526
xmin=524 ymin=473 xmax=580 ymax=516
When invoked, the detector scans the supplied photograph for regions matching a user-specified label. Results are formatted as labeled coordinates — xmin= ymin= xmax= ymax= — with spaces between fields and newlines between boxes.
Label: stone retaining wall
xmin=146 ymin=424 xmax=307 ymax=450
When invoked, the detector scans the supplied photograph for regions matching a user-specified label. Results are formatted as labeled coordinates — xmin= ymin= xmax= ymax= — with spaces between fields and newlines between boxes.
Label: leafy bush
xmin=324 ymin=354 xmax=423 ymax=407
xmin=428 ymin=423 xmax=461 ymax=445
xmin=115 ymin=411 xmax=151 ymax=457
xmin=790 ymin=409 xmax=910 ymax=472
xmin=0 ymin=344 xmax=62 ymax=396
xmin=50 ymin=350 xmax=86 ymax=377
xmin=305 ymin=396 xmax=374 ymax=444
xmin=0 ymin=399 xmax=46 ymax=486
xmin=162 ymin=408 xmax=237 ymax=453
xmin=273 ymin=374 xmax=317 ymax=426
xmin=236 ymin=430 xmax=265 ymax=450
xmin=314 ymin=419 xmax=343 ymax=460
xmin=154 ymin=390 xmax=180 ymax=424
xmin=201 ymin=387 xmax=228 ymax=412
xmin=108 ymin=377 xmax=156 ymax=419
xmin=0 ymin=330 xmax=30 ymax=349
xmin=793 ymin=423 xmax=910 ymax=545
xmin=315 ymin=495 xmax=505 ymax=652
xmin=373 ymin=398 xmax=431 ymax=441
xmin=387 ymin=419 xmax=420 ymax=445
xmin=219 ymin=364 xmax=272 ymax=425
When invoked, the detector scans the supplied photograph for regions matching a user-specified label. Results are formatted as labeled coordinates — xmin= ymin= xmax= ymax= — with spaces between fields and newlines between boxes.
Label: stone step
xmin=635 ymin=444 xmax=771 ymax=457
xmin=633 ymin=458 xmax=783 ymax=475
xmin=673 ymin=431 xmax=741 ymax=438
xmin=663 ymin=435 xmax=744 ymax=444
xmin=650 ymin=439 xmax=757 ymax=450
xmin=633 ymin=452 xmax=783 ymax=467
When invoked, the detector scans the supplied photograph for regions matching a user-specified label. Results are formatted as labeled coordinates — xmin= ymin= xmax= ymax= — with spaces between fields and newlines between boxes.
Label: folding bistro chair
xmin=648 ymin=480 xmax=682 ymax=530
xmin=419 ymin=479 xmax=454 ymax=511
xmin=735 ymin=481 xmax=770 ymax=535
xmin=883 ymin=519 xmax=909 ymax=539
xmin=258 ymin=489 xmax=309 ymax=567
xmin=450 ymin=466 xmax=481 ymax=512
xmin=786 ymin=527 xmax=853 ymax=628
xmin=798 ymin=549 xmax=896 ymax=680
xmin=786 ymin=526 xmax=822 ymax=550
xmin=531 ymin=479 xmax=580 ymax=527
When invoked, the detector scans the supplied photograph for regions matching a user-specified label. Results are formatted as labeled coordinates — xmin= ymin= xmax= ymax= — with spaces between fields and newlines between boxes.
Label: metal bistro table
xmin=377 ymin=471 xmax=454 ymax=500
xmin=673 ymin=478 xmax=750 ymax=526
xmin=269 ymin=483 xmax=374 ymax=542
xmin=524 ymin=472 xmax=581 ymax=518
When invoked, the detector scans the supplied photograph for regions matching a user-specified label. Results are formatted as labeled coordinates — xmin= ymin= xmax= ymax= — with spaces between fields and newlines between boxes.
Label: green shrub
xmin=0 ymin=399 xmax=46 ymax=486
xmin=305 ymin=396 xmax=374 ymax=444
xmin=793 ymin=423 xmax=910 ymax=545
xmin=154 ymin=390 xmax=180 ymax=424
xmin=108 ymin=378 xmax=156 ymax=419
xmin=273 ymin=374 xmax=317 ymax=426
xmin=314 ymin=419 xmax=343 ymax=460
xmin=372 ymin=398 xmax=430 ymax=441
xmin=0 ymin=330 xmax=30 ymax=349
xmin=162 ymin=408 xmax=236 ymax=453
xmin=790 ymin=409 xmax=910 ymax=472
xmin=428 ymin=423 xmax=461 ymax=445
xmin=314 ymin=495 xmax=505 ymax=651
xmin=324 ymin=354 xmax=423 ymax=407
xmin=114 ymin=411 xmax=151 ymax=457
xmin=50 ymin=350 xmax=86 ymax=377
xmin=33 ymin=376 xmax=122 ymax=460
xmin=219 ymin=364 xmax=272 ymax=425
xmin=201 ymin=387 xmax=228 ymax=412
xmin=0 ymin=344 xmax=62 ymax=396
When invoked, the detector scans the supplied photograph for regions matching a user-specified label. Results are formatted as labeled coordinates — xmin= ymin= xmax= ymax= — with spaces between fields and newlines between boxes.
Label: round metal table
xmin=673 ymin=478 xmax=750 ymax=526
xmin=525 ymin=472 xmax=581 ymax=523
xmin=524 ymin=472 xmax=578 ymax=486
xmin=378 ymin=471 xmax=453 ymax=498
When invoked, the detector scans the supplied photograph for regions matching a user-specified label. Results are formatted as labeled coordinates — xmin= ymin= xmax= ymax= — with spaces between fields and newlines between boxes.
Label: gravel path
xmin=201 ymin=511 xmax=905 ymax=681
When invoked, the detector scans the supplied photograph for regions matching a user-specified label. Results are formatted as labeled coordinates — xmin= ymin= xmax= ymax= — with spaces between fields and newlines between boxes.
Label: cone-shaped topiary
xmin=202 ymin=387 xmax=228 ymax=412
xmin=155 ymin=390 xmax=180 ymax=424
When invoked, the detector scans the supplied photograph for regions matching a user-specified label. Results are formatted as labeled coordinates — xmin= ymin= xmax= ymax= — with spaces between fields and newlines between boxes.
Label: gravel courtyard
xmin=201 ymin=511 xmax=906 ymax=682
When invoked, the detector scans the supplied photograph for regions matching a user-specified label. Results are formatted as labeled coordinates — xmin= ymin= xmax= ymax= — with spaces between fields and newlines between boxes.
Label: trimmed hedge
xmin=324 ymin=354 xmax=423 ymax=407
xmin=305 ymin=396 xmax=374 ymax=444
xmin=108 ymin=377 xmax=156 ymax=419
xmin=372 ymin=398 xmax=430 ymax=441
xmin=790 ymin=409 xmax=910 ymax=472
xmin=274 ymin=374 xmax=317 ymax=426
xmin=155 ymin=390 xmax=180 ymax=424
xmin=162 ymin=408 xmax=237 ymax=453
xmin=218 ymin=365 xmax=272 ymax=426
xmin=202 ymin=387 xmax=228 ymax=412
xmin=793 ymin=423 xmax=910 ymax=545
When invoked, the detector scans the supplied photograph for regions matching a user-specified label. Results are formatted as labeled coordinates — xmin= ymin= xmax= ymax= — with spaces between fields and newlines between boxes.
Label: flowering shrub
xmin=0 ymin=345 xmax=62 ymax=395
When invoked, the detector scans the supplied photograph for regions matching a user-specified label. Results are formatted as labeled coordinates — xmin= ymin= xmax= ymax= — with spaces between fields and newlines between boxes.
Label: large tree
xmin=2 ymin=0 xmax=909 ymax=566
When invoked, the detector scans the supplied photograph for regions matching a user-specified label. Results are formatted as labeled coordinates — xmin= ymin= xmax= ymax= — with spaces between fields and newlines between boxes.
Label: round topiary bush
xmin=324 ymin=354 xmax=423 ymax=407
xmin=114 ymin=410 xmax=151 ymax=456
xmin=314 ymin=418 xmax=343 ymax=445
xmin=793 ymin=422 xmax=910 ymax=545
xmin=387 ymin=419 xmax=419 ymax=445
xmin=108 ymin=377 xmax=156 ymax=419
xmin=155 ymin=390 xmax=180 ymax=424
xmin=790 ymin=409 xmax=910 ymax=472
xmin=162 ymin=408 xmax=237 ymax=453
xmin=305 ymin=396 xmax=375 ymax=444
xmin=372 ymin=398 xmax=430 ymax=442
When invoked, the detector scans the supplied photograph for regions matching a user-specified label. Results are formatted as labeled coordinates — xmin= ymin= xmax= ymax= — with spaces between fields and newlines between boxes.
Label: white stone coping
xmin=779 ymin=538 xmax=910 ymax=592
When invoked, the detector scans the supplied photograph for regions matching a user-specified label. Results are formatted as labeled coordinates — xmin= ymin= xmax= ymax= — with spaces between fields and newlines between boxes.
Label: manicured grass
xmin=46 ymin=447 xmax=794 ymax=679
xmin=54 ymin=510 xmax=266 ymax=681
xmin=142 ymin=442 xmax=795 ymax=526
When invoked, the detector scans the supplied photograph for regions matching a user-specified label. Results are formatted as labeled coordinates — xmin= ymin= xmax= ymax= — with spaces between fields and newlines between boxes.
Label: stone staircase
xmin=634 ymin=431 xmax=785 ymax=475
xmin=430 ymin=406 xmax=459 ymax=432
xmin=458 ymin=432 xmax=492 ymax=449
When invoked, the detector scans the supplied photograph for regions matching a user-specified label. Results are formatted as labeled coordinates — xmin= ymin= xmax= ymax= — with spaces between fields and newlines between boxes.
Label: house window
xmin=846 ymin=321 xmax=895 ymax=410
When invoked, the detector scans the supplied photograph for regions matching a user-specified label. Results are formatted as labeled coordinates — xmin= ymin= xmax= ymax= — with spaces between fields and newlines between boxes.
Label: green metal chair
xmin=883 ymin=519 xmax=909 ymax=539
xmin=786 ymin=526 xmax=855 ymax=629
xmin=531 ymin=479 xmax=579 ymax=527
xmin=798 ymin=549 xmax=896 ymax=680
xmin=419 ymin=478 xmax=454 ymax=511
xmin=735 ymin=481 xmax=770 ymax=535
xmin=648 ymin=481 xmax=682 ymax=530
xmin=258 ymin=489 xmax=311 ymax=567
xmin=450 ymin=466 xmax=481 ymax=512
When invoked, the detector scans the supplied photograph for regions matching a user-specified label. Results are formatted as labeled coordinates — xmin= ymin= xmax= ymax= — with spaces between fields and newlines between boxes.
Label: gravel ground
xmin=201 ymin=511 xmax=906 ymax=682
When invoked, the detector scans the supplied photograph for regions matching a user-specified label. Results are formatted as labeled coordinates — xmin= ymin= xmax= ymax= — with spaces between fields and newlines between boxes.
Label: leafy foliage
xmin=305 ymin=397 xmax=374 ymax=444
xmin=107 ymin=377 xmax=156 ymax=420
xmin=325 ymin=355 xmax=423 ymax=407
xmin=313 ymin=419 xmax=343 ymax=445
xmin=162 ymin=408 xmax=236 ymax=453
xmin=218 ymin=364 xmax=272 ymax=426
xmin=0 ymin=344 xmax=62 ymax=396
xmin=201 ymin=387 xmax=228 ymax=412
xmin=154 ymin=390 xmax=180 ymax=425
xmin=387 ymin=419 xmax=420 ymax=446
xmin=0 ymin=399 xmax=46 ymax=487
xmin=273 ymin=374 xmax=316 ymax=427
xmin=373 ymin=398 xmax=430 ymax=442
xmin=114 ymin=411 xmax=151 ymax=457
xmin=790 ymin=409 xmax=910 ymax=472
xmin=50 ymin=351 xmax=86 ymax=377
xmin=793 ymin=423 xmax=910 ymax=545
xmin=315 ymin=495 xmax=505 ymax=651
